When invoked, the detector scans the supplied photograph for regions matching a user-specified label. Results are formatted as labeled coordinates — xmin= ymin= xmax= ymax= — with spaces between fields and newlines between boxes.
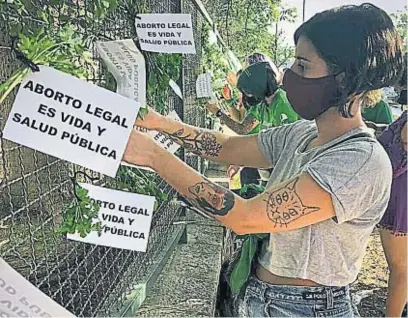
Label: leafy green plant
xmin=1 ymin=0 xmax=171 ymax=239
xmin=147 ymin=53 xmax=182 ymax=114
xmin=57 ymin=186 xmax=102 ymax=238
xmin=201 ymin=25 xmax=241 ymax=114
xmin=116 ymin=167 xmax=168 ymax=211
xmin=56 ymin=167 xmax=168 ymax=238
xmin=1 ymin=0 xmax=120 ymax=36
xmin=201 ymin=26 xmax=228 ymax=83
xmin=0 ymin=26 xmax=92 ymax=104
xmin=391 ymin=6 xmax=407 ymax=53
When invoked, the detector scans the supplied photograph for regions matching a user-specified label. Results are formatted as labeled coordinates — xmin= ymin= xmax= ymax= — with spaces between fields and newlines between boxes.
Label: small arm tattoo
xmin=264 ymin=178 xmax=320 ymax=227
xmin=187 ymin=180 xmax=235 ymax=217
xmin=167 ymin=129 xmax=222 ymax=157
xmin=219 ymin=112 xmax=258 ymax=135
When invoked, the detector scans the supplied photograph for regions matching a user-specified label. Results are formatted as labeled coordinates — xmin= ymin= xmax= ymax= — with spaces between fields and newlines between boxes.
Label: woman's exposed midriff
xmin=256 ymin=264 xmax=322 ymax=287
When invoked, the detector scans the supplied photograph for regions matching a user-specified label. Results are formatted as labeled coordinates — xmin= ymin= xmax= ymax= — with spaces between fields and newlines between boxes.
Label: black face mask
xmin=242 ymin=94 xmax=264 ymax=109
xmin=283 ymin=69 xmax=341 ymax=120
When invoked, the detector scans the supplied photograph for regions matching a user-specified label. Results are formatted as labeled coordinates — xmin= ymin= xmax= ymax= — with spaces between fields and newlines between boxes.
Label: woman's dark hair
xmin=294 ymin=3 xmax=404 ymax=117
xmin=237 ymin=61 xmax=280 ymax=109
xmin=246 ymin=52 xmax=269 ymax=65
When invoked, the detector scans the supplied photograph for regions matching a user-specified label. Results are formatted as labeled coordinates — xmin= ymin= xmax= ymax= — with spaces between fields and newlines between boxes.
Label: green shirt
xmin=362 ymin=100 xmax=393 ymax=125
xmin=245 ymin=89 xmax=299 ymax=134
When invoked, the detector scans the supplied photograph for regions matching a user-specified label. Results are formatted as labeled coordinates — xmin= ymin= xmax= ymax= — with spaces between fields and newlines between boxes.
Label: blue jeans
xmin=232 ymin=276 xmax=357 ymax=317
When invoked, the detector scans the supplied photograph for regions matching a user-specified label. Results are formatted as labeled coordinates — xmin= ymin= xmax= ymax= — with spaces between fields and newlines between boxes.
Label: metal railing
xmin=0 ymin=0 xmax=220 ymax=315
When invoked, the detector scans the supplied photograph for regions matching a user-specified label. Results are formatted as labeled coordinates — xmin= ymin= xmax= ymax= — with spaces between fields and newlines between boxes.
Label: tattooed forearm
xmin=263 ymin=178 xmax=320 ymax=228
xmin=167 ymin=129 xmax=223 ymax=157
xmin=186 ymin=180 xmax=235 ymax=217
xmin=219 ymin=113 xmax=259 ymax=135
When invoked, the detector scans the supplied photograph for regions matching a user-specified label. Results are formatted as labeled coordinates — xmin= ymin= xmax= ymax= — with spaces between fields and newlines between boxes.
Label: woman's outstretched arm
xmin=136 ymin=107 xmax=270 ymax=168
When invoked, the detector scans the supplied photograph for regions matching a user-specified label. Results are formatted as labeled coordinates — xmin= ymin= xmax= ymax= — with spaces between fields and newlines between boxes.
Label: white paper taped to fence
xmin=208 ymin=29 xmax=218 ymax=45
xmin=0 ymin=258 xmax=75 ymax=317
xmin=2 ymin=66 xmax=140 ymax=178
xmin=135 ymin=14 xmax=196 ymax=54
xmin=228 ymin=50 xmax=242 ymax=73
xmin=169 ymin=79 xmax=183 ymax=100
xmin=96 ymin=39 xmax=146 ymax=107
xmin=66 ymin=183 xmax=155 ymax=252
xmin=196 ymin=73 xmax=212 ymax=98
xmin=122 ymin=110 xmax=182 ymax=172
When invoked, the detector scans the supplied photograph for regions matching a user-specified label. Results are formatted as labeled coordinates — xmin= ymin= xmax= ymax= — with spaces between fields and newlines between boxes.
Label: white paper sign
xmin=0 ymin=258 xmax=75 ymax=317
xmin=122 ymin=110 xmax=182 ymax=172
xmin=169 ymin=79 xmax=183 ymax=100
xmin=228 ymin=50 xmax=242 ymax=73
xmin=135 ymin=14 xmax=196 ymax=54
xmin=96 ymin=39 xmax=146 ymax=107
xmin=196 ymin=73 xmax=212 ymax=98
xmin=67 ymin=183 xmax=155 ymax=252
xmin=2 ymin=66 xmax=140 ymax=177
xmin=208 ymin=29 xmax=218 ymax=45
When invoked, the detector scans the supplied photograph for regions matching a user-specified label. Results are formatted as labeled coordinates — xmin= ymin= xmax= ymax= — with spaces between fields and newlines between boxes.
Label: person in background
xmin=226 ymin=52 xmax=273 ymax=88
xmin=220 ymin=53 xmax=274 ymax=132
xmin=123 ymin=3 xmax=404 ymax=316
xmin=361 ymin=89 xmax=393 ymax=124
xmin=205 ymin=54 xmax=274 ymax=195
xmin=377 ymin=58 xmax=407 ymax=318
xmin=207 ymin=60 xmax=299 ymax=192
xmin=377 ymin=111 xmax=407 ymax=318
xmin=207 ymin=53 xmax=272 ymax=136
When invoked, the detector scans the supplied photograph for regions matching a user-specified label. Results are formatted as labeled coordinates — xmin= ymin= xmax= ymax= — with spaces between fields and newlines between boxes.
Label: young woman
xmin=378 ymin=108 xmax=407 ymax=317
xmin=206 ymin=53 xmax=277 ymax=136
xmin=206 ymin=54 xmax=273 ymax=192
xmin=123 ymin=3 xmax=403 ymax=317
xmin=226 ymin=52 xmax=273 ymax=89
xmin=208 ymin=60 xmax=298 ymax=191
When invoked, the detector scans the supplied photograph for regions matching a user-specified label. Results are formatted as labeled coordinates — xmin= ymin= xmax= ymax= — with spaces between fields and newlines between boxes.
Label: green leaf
xmin=137 ymin=107 xmax=149 ymax=119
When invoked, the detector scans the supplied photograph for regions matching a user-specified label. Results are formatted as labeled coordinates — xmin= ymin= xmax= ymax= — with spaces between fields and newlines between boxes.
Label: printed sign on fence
xmin=122 ymin=110 xmax=182 ymax=172
xmin=169 ymin=79 xmax=183 ymax=100
xmin=96 ymin=39 xmax=146 ymax=106
xmin=2 ymin=66 xmax=140 ymax=178
xmin=196 ymin=73 xmax=212 ymax=98
xmin=135 ymin=14 xmax=196 ymax=54
xmin=67 ymin=183 xmax=155 ymax=252
xmin=0 ymin=258 xmax=75 ymax=317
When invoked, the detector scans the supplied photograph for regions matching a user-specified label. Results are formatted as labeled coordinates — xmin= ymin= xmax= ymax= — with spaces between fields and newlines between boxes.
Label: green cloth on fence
xmin=229 ymin=233 xmax=268 ymax=294
xmin=239 ymin=183 xmax=265 ymax=195
xmin=227 ymin=184 xmax=268 ymax=294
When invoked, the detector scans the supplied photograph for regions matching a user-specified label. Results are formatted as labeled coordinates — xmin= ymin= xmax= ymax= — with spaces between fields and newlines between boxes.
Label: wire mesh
xmin=182 ymin=0 xmax=207 ymax=173
xmin=0 ymin=0 xmax=212 ymax=316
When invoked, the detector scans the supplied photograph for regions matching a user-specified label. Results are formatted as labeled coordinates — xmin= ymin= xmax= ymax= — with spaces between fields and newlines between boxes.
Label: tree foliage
xmin=202 ymin=0 xmax=297 ymax=67
xmin=391 ymin=6 xmax=407 ymax=53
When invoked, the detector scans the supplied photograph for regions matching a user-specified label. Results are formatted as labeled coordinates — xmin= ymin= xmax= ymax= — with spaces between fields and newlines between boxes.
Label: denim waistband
xmin=247 ymin=275 xmax=350 ymax=305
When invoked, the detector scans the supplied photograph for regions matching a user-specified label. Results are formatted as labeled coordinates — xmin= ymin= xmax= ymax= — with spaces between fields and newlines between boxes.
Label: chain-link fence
xmin=0 ymin=0 xmax=216 ymax=316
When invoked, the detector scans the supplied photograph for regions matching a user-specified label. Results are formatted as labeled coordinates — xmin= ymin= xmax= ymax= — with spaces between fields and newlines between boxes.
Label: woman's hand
xmin=222 ymin=84 xmax=232 ymax=100
xmin=227 ymin=164 xmax=241 ymax=179
xmin=206 ymin=101 xmax=221 ymax=114
xmin=135 ymin=107 xmax=164 ymax=131
xmin=123 ymin=129 xmax=162 ymax=168
xmin=227 ymin=71 xmax=238 ymax=87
